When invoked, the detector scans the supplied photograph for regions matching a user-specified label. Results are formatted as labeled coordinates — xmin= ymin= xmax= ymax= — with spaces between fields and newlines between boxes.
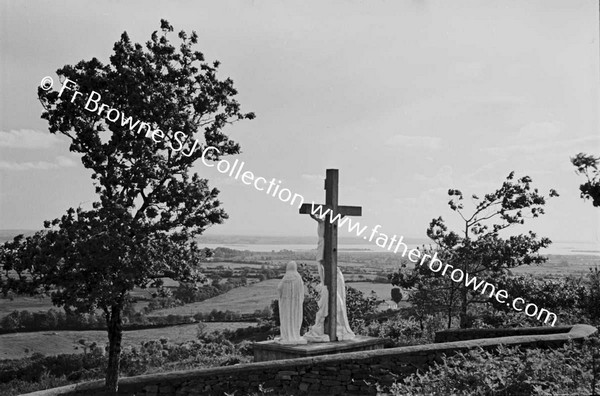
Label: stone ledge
xmin=253 ymin=335 xmax=386 ymax=361
xmin=434 ymin=325 xmax=573 ymax=342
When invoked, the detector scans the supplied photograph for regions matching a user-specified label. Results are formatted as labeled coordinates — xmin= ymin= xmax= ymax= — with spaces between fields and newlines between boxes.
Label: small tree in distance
xmin=391 ymin=287 xmax=403 ymax=304
xmin=1 ymin=19 xmax=254 ymax=395
xmin=571 ymin=152 xmax=600 ymax=207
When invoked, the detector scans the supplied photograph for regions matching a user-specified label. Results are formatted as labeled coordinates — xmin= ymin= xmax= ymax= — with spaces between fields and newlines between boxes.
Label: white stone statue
xmin=304 ymin=283 xmax=329 ymax=342
xmin=276 ymin=261 xmax=307 ymax=345
xmin=305 ymin=215 xmax=355 ymax=342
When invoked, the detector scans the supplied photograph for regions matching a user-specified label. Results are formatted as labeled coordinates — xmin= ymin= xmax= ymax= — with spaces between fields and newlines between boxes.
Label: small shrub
xmin=357 ymin=315 xmax=425 ymax=346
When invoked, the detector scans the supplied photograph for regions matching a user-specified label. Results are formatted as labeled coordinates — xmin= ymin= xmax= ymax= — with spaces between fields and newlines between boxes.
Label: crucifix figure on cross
xmin=299 ymin=169 xmax=362 ymax=342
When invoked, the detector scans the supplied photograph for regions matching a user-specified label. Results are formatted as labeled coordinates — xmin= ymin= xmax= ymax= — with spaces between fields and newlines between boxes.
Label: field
xmin=1 ymin=250 xmax=597 ymax=363
xmin=150 ymin=279 xmax=398 ymax=318
xmin=350 ymin=282 xmax=394 ymax=300
xmin=511 ymin=254 xmax=599 ymax=276
xmin=0 ymin=296 xmax=55 ymax=317
xmin=0 ymin=278 xmax=396 ymax=361
xmin=0 ymin=321 xmax=255 ymax=361
xmin=2 ymin=253 xmax=596 ymax=319
xmin=152 ymin=279 xmax=281 ymax=316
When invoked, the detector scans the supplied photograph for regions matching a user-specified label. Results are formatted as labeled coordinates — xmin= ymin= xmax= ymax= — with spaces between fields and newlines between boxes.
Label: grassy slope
xmin=1 ymin=254 xmax=596 ymax=361
xmin=0 ymin=296 xmax=56 ymax=317
xmin=3 ymin=255 xmax=595 ymax=317
xmin=0 ymin=279 xmax=394 ymax=360
xmin=150 ymin=280 xmax=398 ymax=317
xmin=151 ymin=279 xmax=281 ymax=316
xmin=0 ymin=322 xmax=255 ymax=361
xmin=511 ymin=254 xmax=599 ymax=276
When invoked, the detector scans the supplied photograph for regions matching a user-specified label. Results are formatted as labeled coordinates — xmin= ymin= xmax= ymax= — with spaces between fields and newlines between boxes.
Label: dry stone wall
xmin=24 ymin=324 xmax=597 ymax=396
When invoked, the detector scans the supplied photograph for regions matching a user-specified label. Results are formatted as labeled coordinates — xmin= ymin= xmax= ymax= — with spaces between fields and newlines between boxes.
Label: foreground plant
xmin=390 ymin=338 xmax=600 ymax=396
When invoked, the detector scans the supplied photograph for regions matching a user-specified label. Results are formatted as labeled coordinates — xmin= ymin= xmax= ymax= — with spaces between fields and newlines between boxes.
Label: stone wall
xmin=24 ymin=324 xmax=597 ymax=396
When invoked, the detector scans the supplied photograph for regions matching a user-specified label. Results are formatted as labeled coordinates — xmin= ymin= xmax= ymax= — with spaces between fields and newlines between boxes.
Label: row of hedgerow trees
xmin=0 ymin=20 xmax=254 ymax=395
xmin=390 ymin=154 xmax=600 ymax=329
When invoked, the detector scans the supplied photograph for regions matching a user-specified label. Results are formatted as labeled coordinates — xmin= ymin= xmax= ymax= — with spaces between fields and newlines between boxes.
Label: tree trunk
xmin=446 ymin=288 xmax=456 ymax=329
xmin=105 ymin=305 xmax=123 ymax=395
xmin=459 ymin=289 xmax=469 ymax=328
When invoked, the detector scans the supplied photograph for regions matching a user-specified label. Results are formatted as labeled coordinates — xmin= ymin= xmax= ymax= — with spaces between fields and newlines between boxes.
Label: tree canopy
xmin=571 ymin=152 xmax=600 ymax=207
xmin=390 ymin=172 xmax=558 ymax=328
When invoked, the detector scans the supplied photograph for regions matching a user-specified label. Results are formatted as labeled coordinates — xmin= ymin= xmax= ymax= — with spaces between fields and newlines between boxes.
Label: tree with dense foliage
xmin=0 ymin=19 xmax=254 ymax=394
xmin=492 ymin=269 xmax=600 ymax=327
xmin=570 ymin=153 xmax=600 ymax=326
xmin=390 ymin=172 xmax=558 ymax=328
xmin=571 ymin=152 xmax=600 ymax=207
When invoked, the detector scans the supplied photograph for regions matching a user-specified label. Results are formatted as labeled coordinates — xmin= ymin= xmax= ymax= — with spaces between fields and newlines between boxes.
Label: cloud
xmin=0 ymin=129 xmax=62 ymax=149
xmin=210 ymin=176 xmax=239 ymax=186
xmin=414 ymin=165 xmax=454 ymax=187
xmin=467 ymin=158 xmax=508 ymax=179
xmin=301 ymin=174 xmax=324 ymax=182
xmin=386 ymin=134 xmax=442 ymax=150
xmin=0 ymin=156 xmax=77 ymax=171
xmin=55 ymin=155 xmax=77 ymax=167
xmin=393 ymin=196 xmax=418 ymax=206
xmin=516 ymin=121 xmax=561 ymax=142
xmin=452 ymin=61 xmax=486 ymax=80
xmin=482 ymin=134 xmax=599 ymax=156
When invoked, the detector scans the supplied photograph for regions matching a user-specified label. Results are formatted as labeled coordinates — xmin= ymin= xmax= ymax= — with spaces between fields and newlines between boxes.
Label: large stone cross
xmin=299 ymin=169 xmax=362 ymax=341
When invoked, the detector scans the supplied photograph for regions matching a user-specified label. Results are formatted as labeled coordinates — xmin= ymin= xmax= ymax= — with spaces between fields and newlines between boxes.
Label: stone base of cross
xmin=299 ymin=169 xmax=361 ymax=342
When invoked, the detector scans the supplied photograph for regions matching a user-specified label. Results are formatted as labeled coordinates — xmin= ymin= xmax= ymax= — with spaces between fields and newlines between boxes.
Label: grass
xmin=150 ymin=278 xmax=401 ymax=318
xmin=152 ymin=279 xmax=281 ymax=316
xmin=0 ymin=296 xmax=56 ymax=318
xmin=1 ymin=253 xmax=596 ymax=362
xmin=204 ymin=261 xmax=266 ymax=269
xmin=0 ymin=321 xmax=256 ymax=361
xmin=511 ymin=254 xmax=599 ymax=276
xmin=349 ymin=281 xmax=393 ymax=299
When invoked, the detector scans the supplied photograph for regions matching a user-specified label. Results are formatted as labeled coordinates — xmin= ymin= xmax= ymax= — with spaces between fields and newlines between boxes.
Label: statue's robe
xmin=277 ymin=261 xmax=306 ymax=344
xmin=305 ymin=221 xmax=355 ymax=341
xmin=334 ymin=267 xmax=355 ymax=340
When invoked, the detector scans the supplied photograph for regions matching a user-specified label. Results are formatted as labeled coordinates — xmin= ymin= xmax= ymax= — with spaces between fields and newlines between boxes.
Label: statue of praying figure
xmin=305 ymin=214 xmax=355 ymax=342
xmin=276 ymin=261 xmax=307 ymax=345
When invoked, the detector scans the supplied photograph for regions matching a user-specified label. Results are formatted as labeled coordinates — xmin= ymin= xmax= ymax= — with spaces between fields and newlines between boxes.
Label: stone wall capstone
xmin=434 ymin=325 xmax=573 ymax=343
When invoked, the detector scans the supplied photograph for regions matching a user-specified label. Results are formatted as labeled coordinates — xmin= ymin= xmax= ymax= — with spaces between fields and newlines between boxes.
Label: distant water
xmin=540 ymin=241 xmax=600 ymax=256
xmin=199 ymin=243 xmax=387 ymax=252
xmin=199 ymin=241 xmax=600 ymax=256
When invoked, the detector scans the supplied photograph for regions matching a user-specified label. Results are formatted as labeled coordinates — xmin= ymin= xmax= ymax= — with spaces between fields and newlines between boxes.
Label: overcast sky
xmin=1 ymin=0 xmax=599 ymax=244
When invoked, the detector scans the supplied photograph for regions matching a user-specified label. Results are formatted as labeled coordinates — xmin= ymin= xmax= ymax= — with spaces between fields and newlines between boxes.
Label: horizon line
xmin=0 ymin=229 xmax=597 ymax=245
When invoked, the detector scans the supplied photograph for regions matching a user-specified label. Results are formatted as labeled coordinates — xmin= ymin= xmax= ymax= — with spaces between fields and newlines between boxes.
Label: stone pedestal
xmin=252 ymin=335 xmax=386 ymax=362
